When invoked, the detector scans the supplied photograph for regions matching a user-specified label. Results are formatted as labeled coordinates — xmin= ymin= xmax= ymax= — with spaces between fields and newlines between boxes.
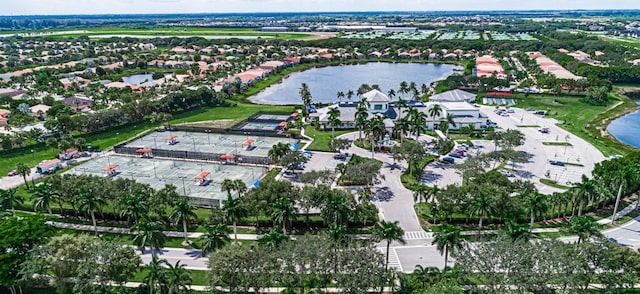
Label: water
xmin=249 ymin=62 xmax=460 ymax=105
xmin=607 ymin=100 xmax=640 ymax=149
xmin=122 ymin=73 xmax=171 ymax=85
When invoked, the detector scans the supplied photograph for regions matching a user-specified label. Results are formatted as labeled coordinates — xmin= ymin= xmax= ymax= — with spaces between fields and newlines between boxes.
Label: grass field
xmin=28 ymin=27 xmax=311 ymax=40
xmin=304 ymin=127 xmax=353 ymax=152
xmin=600 ymin=35 xmax=640 ymax=50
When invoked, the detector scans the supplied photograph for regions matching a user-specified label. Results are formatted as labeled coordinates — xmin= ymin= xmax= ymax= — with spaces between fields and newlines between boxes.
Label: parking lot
xmin=480 ymin=106 xmax=605 ymax=192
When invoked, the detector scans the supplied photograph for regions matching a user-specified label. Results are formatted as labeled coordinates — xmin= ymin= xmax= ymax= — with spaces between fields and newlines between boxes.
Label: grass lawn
xmin=304 ymin=127 xmax=353 ymax=152
xmin=542 ymin=141 xmax=573 ymax=146
xmin=133 ymin=268 xmax=210 ymax=285
xmin=539 ymin=178 xmax=571 ymax=189
xmin=514 ymin=94 xmax=635 ymax=157
xmin=35 ymin=27 xmax=312 ymax=40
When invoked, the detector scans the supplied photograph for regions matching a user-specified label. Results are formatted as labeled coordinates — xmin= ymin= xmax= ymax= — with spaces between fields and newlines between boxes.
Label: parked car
xmin=550 ymin=160 xmax=565 ymax=166
xmin=442 ymin=157 xmax=455 ymax=164
xmin=448 ymin=152 xmax=462 ymax=158
xmin=538 ymin=127 xmax=550 ymax=134
xmin=453 ymin=149 xmax=466 ymax=156
xmin=7 ymin=170 xmax=17 ymax=176
xmin=67 ymin=159 xmax=78 ymax=166
xmin=526 ymin=107 xmax=535 ymax=111
xmin=500 ymin=112 xmax=510 ymax=117
xmin=498 ymin=169 xmax=515 ymax=177
xmin=295 ymin=164 xmax=305 ymax=170
xmin=507 ymin=108 xmax=515 ymax=113
xmin=333 ymin=154 xmax=346 ymax=160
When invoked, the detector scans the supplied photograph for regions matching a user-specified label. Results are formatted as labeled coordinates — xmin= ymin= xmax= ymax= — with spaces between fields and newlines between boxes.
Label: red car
xmin=7 ymin=170 xmax=17 ymax=176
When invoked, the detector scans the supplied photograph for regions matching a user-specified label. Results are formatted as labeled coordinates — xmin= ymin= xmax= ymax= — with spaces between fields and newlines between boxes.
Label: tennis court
xmin=65 ymin=155 xmax=267 ymax=206
xmin=123 ymin=130 xmax=297 ymax=158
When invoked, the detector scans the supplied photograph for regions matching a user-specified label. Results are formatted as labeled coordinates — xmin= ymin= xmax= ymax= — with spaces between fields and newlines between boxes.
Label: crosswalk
xmin=378 ymin=247 xmax=403 ymax=272
xmin=403 ymin=231 xmax=433 ymax=240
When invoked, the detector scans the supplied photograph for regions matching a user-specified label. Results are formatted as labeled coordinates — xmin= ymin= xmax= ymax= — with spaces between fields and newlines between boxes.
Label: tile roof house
xmin=62 ymin=96 xmax=92 ymax=111
xmin=29 ymin=104 xmax=51 ymax=118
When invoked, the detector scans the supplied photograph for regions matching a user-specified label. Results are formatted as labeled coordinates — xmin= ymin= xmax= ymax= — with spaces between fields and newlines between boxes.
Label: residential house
xmin=62 ymin=96 xmax=92 ymax=112
xmin=29 ymin=104 xmax=51 ymax=119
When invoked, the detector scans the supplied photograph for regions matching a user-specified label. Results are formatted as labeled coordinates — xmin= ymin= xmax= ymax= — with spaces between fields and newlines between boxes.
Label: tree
xmin=346 ymin=90 xmax=355 ymax=101
xmin=131 ymin=218 xmax=167 ymax=256
xmin=258 ymin=225 xmax=289 ymax=248
xmin=327 ymin=107 xmax=342 ymax=139
xmin=169 ymin=198 xmax=197 ymax=243
xmin=432 ymin=224 xmax=463 ymax=266
xmin=524 ymin=193 xmax=547 ymax=229
xmin=329 ymin=138 xmax=350 ymax=154
xmin=0 ymin=215 xmax=53 ymax=294
xmin=442 ymin=113 xmax=457 ymax=135
xmin=199 ymin=223 xmax=231 ymax=257
xmin=428 ymin=104 xmax=443 ymax=130
xmin=143 ymin=255 xmax=169 ymax=294
xmin=271 ymin=197 xmax=298 ymax=233
xmin=371 ymin=220 xmax=406 ymax=270
xmin=0 ymin=188 xmax=22 ymax=214
xmin=336 ymin=91 xmax=345 ymax=102
xmin=571 ymin=175 xmax=603 ymax=216
xmin=165 ymin=261 xmax=192 ymax=294
xmin=119 ymin=193 xmax=147 ymax=225
xmin=565 ymin=216 xmax=602 ymax=244
xmin=355 ymin=98 xmax=370 ymax=140
xmin=611 ymin=164 xmax=640 ymax=224
xmin=15 ymin=163 xmax=31 ymax=189
xmin=76 ymin=187 xmax=106 ymax=236
xmin=299 ymin=83 xmax=312 ymax=118
xmin=503 ymin=219 xmax=532 ymax=242
xmin=223 ymin=194 xmax=247 ymax=244
xmin=364 ymin=115 xmax=386 ymax=159
xmin=32 ymin=182 xmax=56 ymax=216
xmin=470 ymin=190 xmax=496 ymax=237
xmin=74 ymin=137 xmax=86 ymax=152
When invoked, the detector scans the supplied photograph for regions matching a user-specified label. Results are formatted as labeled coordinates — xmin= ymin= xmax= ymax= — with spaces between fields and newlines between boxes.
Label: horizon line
xmin=1 ymin=8 xmax=640 ymax=17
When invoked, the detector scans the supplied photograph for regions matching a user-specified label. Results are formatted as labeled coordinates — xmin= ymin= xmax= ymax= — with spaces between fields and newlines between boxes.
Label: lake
xmin=249 ymin=62 xmax=461 ymax=105
xmin=607 ymin=100 xmax=640 ymax=149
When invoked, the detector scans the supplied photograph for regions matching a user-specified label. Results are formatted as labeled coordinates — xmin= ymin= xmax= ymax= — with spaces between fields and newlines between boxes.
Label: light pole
xmin=178 ymin=176 xmax=187 ymax=196
xmin=153 ymin=135 xmax=158 ymax=149
xmin=152 ymin=159 xmax=157 ymax=178
xmin=206 ymin=130 xmax=211 ymax=145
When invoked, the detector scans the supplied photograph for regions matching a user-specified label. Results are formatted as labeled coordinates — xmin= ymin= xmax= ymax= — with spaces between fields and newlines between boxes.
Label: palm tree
xmin=355 ymin=99 xmax=370 ymax=140
xmin=346 ymin=90 xmax=355 ymax=101
xmin=327 ymin=107 xmax=342 ymax=139
xmin=221 ymin=179 xmax=236 ymax=198
xmin=387 ymin=89 xmax=396 ymax=101
xmin=76 ymin=188 xmax=106 ymax=236
xmin=432 ymin=224 xmax=463 ymax=266
xmin=364 ymin=115 xmax=386 ymax=159
xmin=398 ymin=81 xmax=409 ymax=98
xmin=233 ymin=179 xmax=247 ymax=197
xmin=611 ymin=164 xmax=640 ymax=224
xmin=503 ymin=219 xmax=532 ymax=242
xmin=0 ymin=188 xmax=22 ymax=214
xmin=199 ymin=223 xmax=231 ymax=257
xmin=268 ymin=142 xmax=290 ymax=164
xmin=470 ymin=190 xmax=495 ymax=237
xmin=32 ymin=182 xmax=56 ymax=216
xmin=223 ymin=194 xmax=247 ymax=244
xmin=299 ymin=83 xmax=312 ymax=118
xmin=15 ymin=163 xmax=31 ymax=189
xmin=258 ymin=225 xmax=289 ymax=248
xmin=566 ymin=216 xmax=602 ymax=244
xmin=410 ymin=111 xmax=428 ymax=139
xmin=571 ymin=175 xmax=600 ymax=216
xmin=442 ymin=113 xmax=457 ymax=135
xmin=395 ymin=98 xmax=408 ymax=119
xmin=371 ymin=220 xmax=406 ymax=270
xmin=271 ymin=197 xmax=298 ymax=233
xmin=427 ymin=104 xmax=443 ymax=130
xmin=170 ymin=198 xmax=197 ymax=243
xmin=413 ymin=184 xmax=429 ymax=204
xmin=46 ymin=137 xmax=57 ymax=156
xmin=119 ymin=194 xmax=147 ymax=225
xmin=393 ymin=117 xmax=411 ymax=143
xmin=413 ymin=265 xmax=440 ymax=289
xmin=132 ymin=218 xmax=167 ymax=256
xmin=165 ymin=261 xmax=192 ymax=294
xmin=524 ymin=193 xmax=548 ymax=230
xmin=336 ymin=91 xmax=345 ymax=102
xmin=321 ymin=194 xmax=350 ymax=226
xmin=144 ymin=256 xmax=168 ymax=294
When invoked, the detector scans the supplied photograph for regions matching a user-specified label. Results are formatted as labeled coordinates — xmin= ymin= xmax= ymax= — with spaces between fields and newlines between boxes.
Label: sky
xmin=3 ymin=0 xmax=640 ymax=15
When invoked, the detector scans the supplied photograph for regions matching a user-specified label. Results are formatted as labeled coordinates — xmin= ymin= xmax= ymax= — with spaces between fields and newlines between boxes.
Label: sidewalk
xmin=49 ymin=221 xmax=259 ymax=240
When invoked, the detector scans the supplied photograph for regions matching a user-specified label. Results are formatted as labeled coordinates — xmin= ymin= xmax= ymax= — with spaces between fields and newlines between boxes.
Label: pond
xmin=607 ymin=100 xmax=640 ymax=149
xmin=122 ymin=73 xmax=171 ymax=85
xmin=249 ymin=62 xmax=461 ymax=105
